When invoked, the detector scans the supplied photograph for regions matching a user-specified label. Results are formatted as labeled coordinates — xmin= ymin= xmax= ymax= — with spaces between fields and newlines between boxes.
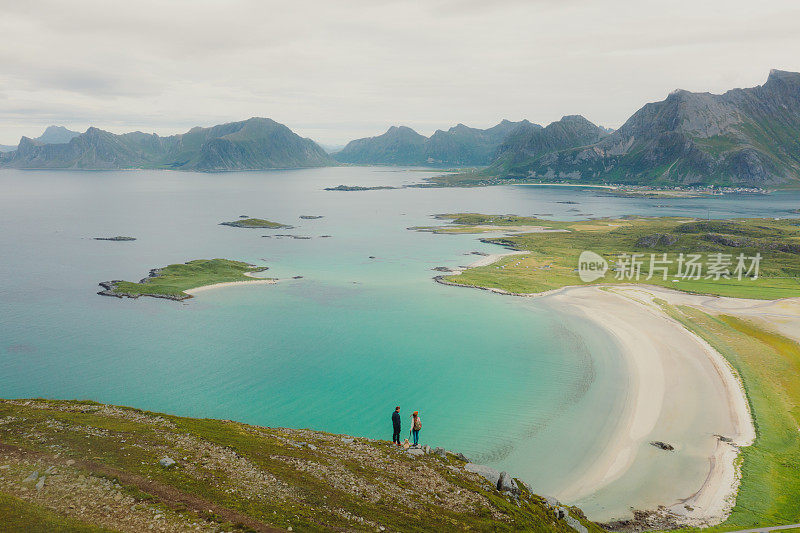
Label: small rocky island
xmin=220 ymin=218 xmax=293 ymax=229
xmin=324 ymin=185 xmax=397 ymax=191
xmin=98 ymin=259 xmax=271 ymax=301
xmin=94 ymin=236 xmax=136 ymax=241
xmin=299 ymin=215 xmax=324 ymax=219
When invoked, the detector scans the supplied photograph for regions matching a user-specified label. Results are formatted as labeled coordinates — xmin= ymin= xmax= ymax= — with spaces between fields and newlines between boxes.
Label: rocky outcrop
xmin=497 ymin=471 xmax=520 ymax=494
xmin=96 ymin=279 xmax=190 ymax=301
xmin=635 ymin=233 xmax=679 ymax=248
xmin=650 ymin=441 xmax=675 ymax=451
xmin=464 ymin=463 xmax=501 ymax=486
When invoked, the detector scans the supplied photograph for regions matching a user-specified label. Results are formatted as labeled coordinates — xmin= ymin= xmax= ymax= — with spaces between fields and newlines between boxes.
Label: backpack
xmin=413 ymin=417 xmax=422 ymax=431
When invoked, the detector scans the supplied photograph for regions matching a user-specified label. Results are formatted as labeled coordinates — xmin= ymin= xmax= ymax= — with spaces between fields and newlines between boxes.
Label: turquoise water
xmin=1 ymin=167 xmax=798 ymax=509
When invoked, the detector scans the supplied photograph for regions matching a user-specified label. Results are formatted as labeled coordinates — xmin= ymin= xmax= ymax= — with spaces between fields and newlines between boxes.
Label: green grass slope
xmin=0 ymin=400 xmax=603 ymax=532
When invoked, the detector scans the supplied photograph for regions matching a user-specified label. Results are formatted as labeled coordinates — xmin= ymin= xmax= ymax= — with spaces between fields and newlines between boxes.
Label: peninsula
xmin=421 ymin=214 xmax=800 ymax=299
xmin=97 ymin=259 xmax=273 ymax=301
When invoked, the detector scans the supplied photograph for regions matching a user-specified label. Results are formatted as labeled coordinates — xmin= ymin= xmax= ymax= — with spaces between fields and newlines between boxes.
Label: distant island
xmin=0 ymin=117 xmax=333 ymax=171
xmin=97 ymin=259 xmax=273 ymax=301
xmin=324 ymin=185 xmax=397 ymax=191
xmin=94 ymin=236 xmax=136 ymax=241
xmin=220 ymin=218 xmax=293 ymax=229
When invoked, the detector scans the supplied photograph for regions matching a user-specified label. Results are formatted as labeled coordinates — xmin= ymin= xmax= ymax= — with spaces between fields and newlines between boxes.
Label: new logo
xmin=578 ymin=251 xmax=608 ymax=282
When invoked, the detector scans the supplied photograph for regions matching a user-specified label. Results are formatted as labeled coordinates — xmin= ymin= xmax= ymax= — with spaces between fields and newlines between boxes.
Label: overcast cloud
xmin=1 ymin=0 xmax=799 ymax=145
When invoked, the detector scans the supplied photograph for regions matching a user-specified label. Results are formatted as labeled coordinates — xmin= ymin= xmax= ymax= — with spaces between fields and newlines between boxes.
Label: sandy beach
xmin=543 ymin=285 xmax=757 ymax=525
xmin=184 ymin=272 xmax=277 ymax=295
xmin=472 ymin=225 xmax=570 ymax=234
xmin=459 ymin=250 xmax=530 ymax=271
xmin=437 ymin=252 xmax=763 ymax=522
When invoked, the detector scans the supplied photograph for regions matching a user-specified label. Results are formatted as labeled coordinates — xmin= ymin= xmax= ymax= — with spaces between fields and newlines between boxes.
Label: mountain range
xmin=487 ymin=69 xmax=800 ymax=187
xmin=2 ymin=70 xmax=799 ymax=185
xmin=334 ymin=119 xmax=533 ymax=166
xmin=488 ymin=115 xmax=609 ymax=175
xmin=0 ymin=118 xmax=332 ymax=170
xmin=0 ymin=125 xmax=80 ymax=152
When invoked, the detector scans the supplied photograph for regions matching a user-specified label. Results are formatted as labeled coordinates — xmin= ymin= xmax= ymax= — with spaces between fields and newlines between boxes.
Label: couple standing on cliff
xmin=392 ymin=406 xmax=422 ymax=448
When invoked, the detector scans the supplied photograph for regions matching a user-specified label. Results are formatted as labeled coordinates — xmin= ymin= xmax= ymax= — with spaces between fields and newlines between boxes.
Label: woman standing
xmin=410 ymin=411 xmax=422 ymax=447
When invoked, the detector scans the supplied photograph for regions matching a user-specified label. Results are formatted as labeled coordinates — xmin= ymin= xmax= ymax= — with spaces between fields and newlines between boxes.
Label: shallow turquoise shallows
xmin=1 ymin=167 xmax=798 ymax=512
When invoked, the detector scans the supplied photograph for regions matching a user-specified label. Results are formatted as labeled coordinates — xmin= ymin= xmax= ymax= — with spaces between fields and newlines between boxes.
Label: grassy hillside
xmin=0 ymin=400 xmax=602 ymax=532
xmin=420 ymin=214 xmax=800 ymax=299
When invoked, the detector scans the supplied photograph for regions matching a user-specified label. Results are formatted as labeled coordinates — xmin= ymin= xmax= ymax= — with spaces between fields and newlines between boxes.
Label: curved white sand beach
xmin=542 ymin=285 xmax=756 ymax=525
xmin=184 ymin=272 xmax=277 ymax=295
xmin=461 ymin=250 xmax=530 ymax=271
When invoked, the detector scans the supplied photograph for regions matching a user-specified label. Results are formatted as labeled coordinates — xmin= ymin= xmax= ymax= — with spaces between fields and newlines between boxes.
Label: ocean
xmin=1 ymin=167 xmax=797 ymax=517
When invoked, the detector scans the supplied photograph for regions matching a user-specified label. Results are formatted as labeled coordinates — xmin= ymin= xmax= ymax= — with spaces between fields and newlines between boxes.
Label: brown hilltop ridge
xmin=0 ymin=399 xmax=601 ymax=532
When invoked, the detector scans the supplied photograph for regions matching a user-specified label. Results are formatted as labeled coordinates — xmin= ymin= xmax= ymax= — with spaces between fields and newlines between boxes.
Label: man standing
xmin=391 ymin=406 xmax=401 ymax=446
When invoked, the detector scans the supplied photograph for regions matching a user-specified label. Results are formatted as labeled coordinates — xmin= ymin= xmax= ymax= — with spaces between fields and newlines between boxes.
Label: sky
xmin=1 ymin=0 xmax=799 ymax=146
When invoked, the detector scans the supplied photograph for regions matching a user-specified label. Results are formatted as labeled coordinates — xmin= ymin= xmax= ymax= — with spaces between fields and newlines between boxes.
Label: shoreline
xmin=436 ymin=264 xmax=761 ymax=525
xmin=547 ymin=286 xmax=755 ymax=526
xmin=447 ymin=250 xmax=530 ymax=275
xmin=183 ymin=272 xmax=278 ymax=295
xmin=515 ymin=183 xmax=617 ymax=189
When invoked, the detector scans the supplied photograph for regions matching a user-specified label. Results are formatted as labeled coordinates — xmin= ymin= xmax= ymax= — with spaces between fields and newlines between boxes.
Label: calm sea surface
xmin=1 ymin=167 xmax=797 ymax=513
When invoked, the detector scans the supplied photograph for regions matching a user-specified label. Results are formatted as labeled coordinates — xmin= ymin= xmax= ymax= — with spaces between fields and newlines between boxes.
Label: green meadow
xmin=106 ymin=259 xmax=270 ymax=299
xmin=423 ymin=214 xmax=800 ymax=299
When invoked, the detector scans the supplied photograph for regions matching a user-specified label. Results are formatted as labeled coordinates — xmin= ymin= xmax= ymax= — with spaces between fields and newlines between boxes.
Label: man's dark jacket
xmin=392 ymin=411 xmax=401 ymax=430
